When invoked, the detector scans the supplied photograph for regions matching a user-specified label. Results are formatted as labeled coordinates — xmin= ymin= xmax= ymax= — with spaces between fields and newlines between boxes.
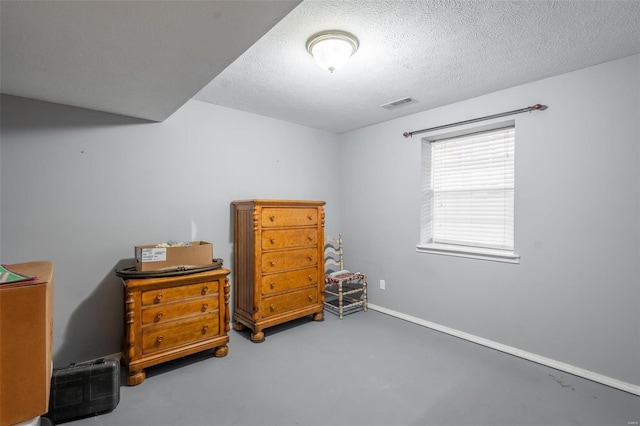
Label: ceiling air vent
xmin=381 ymin=97 xmax=416 ymax=110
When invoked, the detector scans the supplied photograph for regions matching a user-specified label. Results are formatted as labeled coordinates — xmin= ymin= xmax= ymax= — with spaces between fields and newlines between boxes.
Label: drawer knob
xmin=270 ymin=304 xmax=275 ymax=312
xmin=270 ymin=282 xmax=275 ymax=289
xmin=307 ymin=215 xmax=313 ymax=220
xmin=308 ymin=295 xmax=313 ymax=301
xmin=308 ymin=255 xmax=313 ymax=261
xmin=155 ymin=294 xmax=163 ymax=302
xmin=155 ymin=313 xmax=163 ymax=321
xmin=201 ymin=286 xmax=209 ymax=295
xmin=270 ymin=260 xmax=276 ymax=267
xmin=202 ymin=303 xmax=208 ymax=311
xmin=270 ymin=215 xmax=276 ymax=222
xmin=270 ymin=238 xmax=276 ymax=244
xmin=308 ymin=275 xmax=313 ymax=281
xmin=202 ymin=325 xmax=209 ymax=333
xmin=156 ymin=336 xmax=164 ymax=343
xmin=307 ymin=235 xmax=313 ymax=241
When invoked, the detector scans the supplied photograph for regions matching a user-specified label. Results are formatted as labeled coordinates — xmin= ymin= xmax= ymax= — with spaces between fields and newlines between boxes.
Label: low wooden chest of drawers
xmin=232 ymin=199 xmax=325 ymax=342
xmin=121 ymin=268 xmax=230 ymax=385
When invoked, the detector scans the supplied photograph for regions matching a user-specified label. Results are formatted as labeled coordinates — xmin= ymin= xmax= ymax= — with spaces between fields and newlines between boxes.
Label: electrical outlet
xmin=380 ymin=279 xmax=385 ymax=290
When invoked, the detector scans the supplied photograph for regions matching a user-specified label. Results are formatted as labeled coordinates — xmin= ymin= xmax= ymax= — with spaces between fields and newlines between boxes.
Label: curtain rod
xmin=402 ymin=103 xmax=547 ymax=138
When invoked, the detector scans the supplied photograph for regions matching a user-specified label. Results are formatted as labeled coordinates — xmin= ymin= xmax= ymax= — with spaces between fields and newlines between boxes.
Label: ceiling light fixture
xmin=306 ymin=30 xmax=359 ymax=73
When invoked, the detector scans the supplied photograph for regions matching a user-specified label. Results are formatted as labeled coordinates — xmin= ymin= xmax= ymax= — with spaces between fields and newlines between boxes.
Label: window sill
xmin=416 ymin=243 xmax=520 ymax=264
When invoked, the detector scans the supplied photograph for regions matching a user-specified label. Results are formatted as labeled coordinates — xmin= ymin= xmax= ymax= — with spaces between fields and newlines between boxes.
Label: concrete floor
xmin=64 ymin=310 xmax=639 ymax=426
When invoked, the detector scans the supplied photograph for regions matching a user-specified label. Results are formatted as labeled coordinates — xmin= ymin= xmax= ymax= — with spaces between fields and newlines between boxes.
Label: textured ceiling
xmin=2 ymin=1 xmax=640 ymax=133
xmin=196 ymin=0 xmax=640 ymax=133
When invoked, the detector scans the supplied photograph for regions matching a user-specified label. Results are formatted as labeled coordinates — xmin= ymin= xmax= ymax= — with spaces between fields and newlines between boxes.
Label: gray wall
xmin=1 ymin=54 xmax=638 ymax=388
xmin=0 ymin=96 xmax=341 ymax=365
xmin=338 ymin=54 xmax=640 ymax=386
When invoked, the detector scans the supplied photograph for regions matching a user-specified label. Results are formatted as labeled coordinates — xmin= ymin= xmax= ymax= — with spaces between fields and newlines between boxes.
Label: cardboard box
xmin=135 ymin=241 xmax=213 ymax=271
xmin=0 ymin=261 xmax=53 ymax=426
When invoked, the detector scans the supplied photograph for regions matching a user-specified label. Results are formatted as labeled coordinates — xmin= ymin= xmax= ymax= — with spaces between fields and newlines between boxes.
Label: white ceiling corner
xmin=0 ymin=0 xmax=301 ymax=121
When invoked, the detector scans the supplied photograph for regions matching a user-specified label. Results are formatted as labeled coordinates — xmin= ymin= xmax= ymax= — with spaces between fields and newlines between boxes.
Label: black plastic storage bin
xmin=46 ymin=358 xmax=120 ymax=423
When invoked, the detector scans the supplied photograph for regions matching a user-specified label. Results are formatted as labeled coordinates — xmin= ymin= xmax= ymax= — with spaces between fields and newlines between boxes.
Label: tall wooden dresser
xmin=232 ymin=199 xmax=325 ymax=342
xmin=121 ymin=268 xmax=230 ymax=385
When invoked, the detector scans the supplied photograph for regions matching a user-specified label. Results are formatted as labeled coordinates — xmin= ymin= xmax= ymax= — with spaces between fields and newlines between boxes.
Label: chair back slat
xmin=324 ymin=234 xmax=344 ymax=273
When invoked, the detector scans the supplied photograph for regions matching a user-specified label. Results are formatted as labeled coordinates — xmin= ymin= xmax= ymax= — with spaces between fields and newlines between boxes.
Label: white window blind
xmin=429 ymin=127 xmax=515 ymax=251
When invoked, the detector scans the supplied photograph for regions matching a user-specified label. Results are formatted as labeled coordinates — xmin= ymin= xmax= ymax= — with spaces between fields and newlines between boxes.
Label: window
xmin=418 ymin=126 xmax=520 ymax=263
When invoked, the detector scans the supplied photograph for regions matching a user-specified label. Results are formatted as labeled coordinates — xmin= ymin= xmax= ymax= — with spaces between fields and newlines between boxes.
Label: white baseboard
xmin=368 ymin=303 xmax=640 ymax=396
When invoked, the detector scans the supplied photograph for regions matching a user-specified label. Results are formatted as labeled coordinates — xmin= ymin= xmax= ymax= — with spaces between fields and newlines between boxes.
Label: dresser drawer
xmin=261 ymin=248 xmax=317 ymax=273
xmin=141 ymin=296 xmax=219 ymax=325
xmin=261 ymin=208 xmax=318 ymax=228
xmin=142 ymin=314 xmax=220 ymax=354
xmin=261 ymin=267 xmax=318 ymax=296
xmin=141 ymin=281 xmax=218 ymax=306
xmin=262 ymin=228 xmax=317 ymax=250
xmin=261 ymin=288 xmax=318 ymax=318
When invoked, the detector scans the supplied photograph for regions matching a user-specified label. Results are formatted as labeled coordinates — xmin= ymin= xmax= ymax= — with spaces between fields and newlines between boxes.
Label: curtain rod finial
xmin=533 ymin=104 xmax=547 ymax=110
xmin=403 ymin=132 xmax=411 ymax=138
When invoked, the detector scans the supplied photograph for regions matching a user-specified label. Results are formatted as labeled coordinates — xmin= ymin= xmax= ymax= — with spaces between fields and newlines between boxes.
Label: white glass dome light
xmin=306 ymin=31 xmax=359 ymax=73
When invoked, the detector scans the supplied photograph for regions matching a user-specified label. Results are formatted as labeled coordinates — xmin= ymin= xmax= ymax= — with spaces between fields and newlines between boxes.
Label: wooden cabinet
xmin=232 ymin=199 xmax=325 ymax=342
xmin=0 ymin=261 xmax=53 ymax=426
xmin=121 ymin=268 xmax=230 ymax=385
